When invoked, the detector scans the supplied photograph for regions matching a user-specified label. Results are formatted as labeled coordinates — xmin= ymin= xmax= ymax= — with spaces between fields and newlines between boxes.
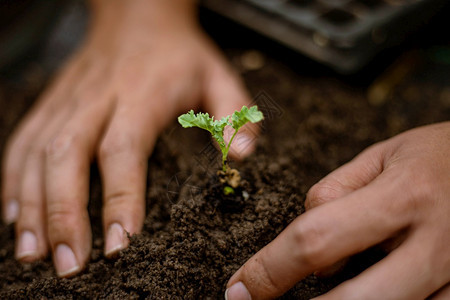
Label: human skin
xmin=226 ymin=122 xmax=450 ymax=300
xmin=1 ymin=0 xmax=257 ymax=277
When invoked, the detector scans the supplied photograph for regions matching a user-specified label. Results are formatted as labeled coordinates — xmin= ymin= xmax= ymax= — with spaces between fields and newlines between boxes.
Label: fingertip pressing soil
xmin=1 ymin=46 xmax=449 ymax=299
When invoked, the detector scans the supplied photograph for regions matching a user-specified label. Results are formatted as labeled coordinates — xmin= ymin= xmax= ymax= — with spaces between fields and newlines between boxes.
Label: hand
xmin=226 ymin=122 xmax=450 ymax=300
xmin=2 ymin=0 xmax=255 ymax=277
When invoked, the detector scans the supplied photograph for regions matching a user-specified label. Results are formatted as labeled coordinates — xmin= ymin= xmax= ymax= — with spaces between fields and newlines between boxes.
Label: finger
xmin=45 ymin=96 xmax=112 ymax=277
xmin=306 ymin=143 xmax=386 ymax=277
xmin=314 ymin=231 xmax=448 ymax=300
xmin=306 ymin=142 xmax=385 ymax=210
xmin=429 ymin=282 xmax=450 ymax=300
xmin=98 ymin=98 xmax=162 ymax=258
xmin=226 ymin=173 xmax=410 ymax=300
xmin=1 ymin=53 xmax=86 ymax=224
xmin=315 ymin=229 xmax=406 ymax=278
xmin=16 ymin=59 xmax=109 ymax=265
xmin=15 ymin=100 xmax=75 ymax=262
xmin=15 ymin=152 xmax=48 ymax=262
xmin=203 ymin=59 xmax=258 ymax=160
xmin=313 ymin=257 xmax=349 ymax=278
xmin=7 ymin=93 xmax=75 ymax=264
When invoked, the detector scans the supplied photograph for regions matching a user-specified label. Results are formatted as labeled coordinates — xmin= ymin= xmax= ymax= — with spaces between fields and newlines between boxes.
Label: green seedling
xmin=178 ymin=105 xmax=263 ymax=171
xmin=178 ymin=105 xmax=264 ymax=192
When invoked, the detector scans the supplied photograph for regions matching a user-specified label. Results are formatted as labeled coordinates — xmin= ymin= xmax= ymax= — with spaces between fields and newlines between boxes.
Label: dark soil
xmin=1 ymin=19 xmax=450 ymax=300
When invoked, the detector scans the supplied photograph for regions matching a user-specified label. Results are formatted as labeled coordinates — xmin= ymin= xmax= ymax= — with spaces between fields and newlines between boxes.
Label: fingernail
xmin=55 ymin=243 xmax=80 ymax=277
xmin=105 ymin=223 xmax=127 ymax=257
xmin=4 ymin=198 xmax=19 ymax=224
xmin=16 ymin=230 xmax=37 ymax=260
xmin=225 ymin=282 xmax=251 ymax=300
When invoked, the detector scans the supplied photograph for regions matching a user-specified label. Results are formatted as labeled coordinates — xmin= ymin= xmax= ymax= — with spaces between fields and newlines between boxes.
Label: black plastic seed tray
xmin=201 ymin=0 xmax=447 ymax=73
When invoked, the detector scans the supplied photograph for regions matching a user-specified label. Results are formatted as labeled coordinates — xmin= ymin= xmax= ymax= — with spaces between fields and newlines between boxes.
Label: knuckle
xmin=412 ymin=169 xmax=437 ymax=197
xmin=396 ymin=163 xmax=436 ymax=207
xmin=105 ymin=191 xmax=133 ymax=207
xmin=45 ymin=133 xmax=76 ymax=160
xmin=306 ymin=182 xmax=339 ymax=209
xmin=19 ymin=194 xmax=40 ymax=209
xmin=103 ymin=191 xmax=144 ymax=224
xmin=251 ymin=256 xmax=284 ymax=294
xmin=291 ymin=222 xmax=327 ymax=268
xmin=104 ymin=192 xmax=134 ymax=215
xmin=98 ymin=135 xmax=136 ymax=159
xmin=16 ymin=202 xmax=41 ymax=227
xmin=47 ymin=201 xmax=78 ymax=228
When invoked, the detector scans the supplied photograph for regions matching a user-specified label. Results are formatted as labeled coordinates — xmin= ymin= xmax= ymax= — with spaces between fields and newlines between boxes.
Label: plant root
xmin=217 ymin=168 xmax=241 ymax=188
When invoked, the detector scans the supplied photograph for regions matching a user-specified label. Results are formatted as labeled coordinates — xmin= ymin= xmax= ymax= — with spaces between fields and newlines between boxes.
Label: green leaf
xmin=178 ymin=110 xmax=214 ymax=131
xmin=231 ymin=105 xmax=264 ymax=131
xmin=178 ymin=110 xmax=230 ymax=149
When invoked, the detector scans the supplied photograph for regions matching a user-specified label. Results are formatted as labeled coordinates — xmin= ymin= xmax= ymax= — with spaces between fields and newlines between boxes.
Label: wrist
xmin=85 ymin=0 xmax=200 ymax=53
xmin=89 ymin=0 xmax=198 ymax=28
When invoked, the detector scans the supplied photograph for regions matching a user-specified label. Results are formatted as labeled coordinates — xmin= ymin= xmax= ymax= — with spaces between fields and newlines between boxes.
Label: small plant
xmin=178 ymin=105 xmax=264 ymax=192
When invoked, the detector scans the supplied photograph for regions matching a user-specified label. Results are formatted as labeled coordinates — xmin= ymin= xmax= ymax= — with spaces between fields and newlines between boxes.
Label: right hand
xmin=226 ymin=122 xmax=450 ymax=300
xmin=2 ymin=0 xmax=256 ymax=277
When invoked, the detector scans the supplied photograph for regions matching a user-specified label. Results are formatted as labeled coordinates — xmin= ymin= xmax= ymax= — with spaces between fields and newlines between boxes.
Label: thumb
xmin=202 ymin=59 xmax=259 ymax=160
xmin=305 ymin=142 xmax=386 ymax=210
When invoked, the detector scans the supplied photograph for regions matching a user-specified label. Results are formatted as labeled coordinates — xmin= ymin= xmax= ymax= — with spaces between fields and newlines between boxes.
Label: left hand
xmin=226 ymin=122 xmax=450 ymax=300
xmin=1 ymin=0 xmax=257 ymax=278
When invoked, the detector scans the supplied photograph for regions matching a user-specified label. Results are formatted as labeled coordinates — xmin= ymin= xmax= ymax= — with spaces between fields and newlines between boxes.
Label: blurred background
xmin=0 ymin=0 xmax=449 ymax=80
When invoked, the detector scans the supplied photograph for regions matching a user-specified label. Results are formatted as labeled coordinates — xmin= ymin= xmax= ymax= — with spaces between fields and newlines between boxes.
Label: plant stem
xmin=222 ymin=129 xmax=238 ymax=171
xmin=222 ymin=153 xmax=227 ymax=172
